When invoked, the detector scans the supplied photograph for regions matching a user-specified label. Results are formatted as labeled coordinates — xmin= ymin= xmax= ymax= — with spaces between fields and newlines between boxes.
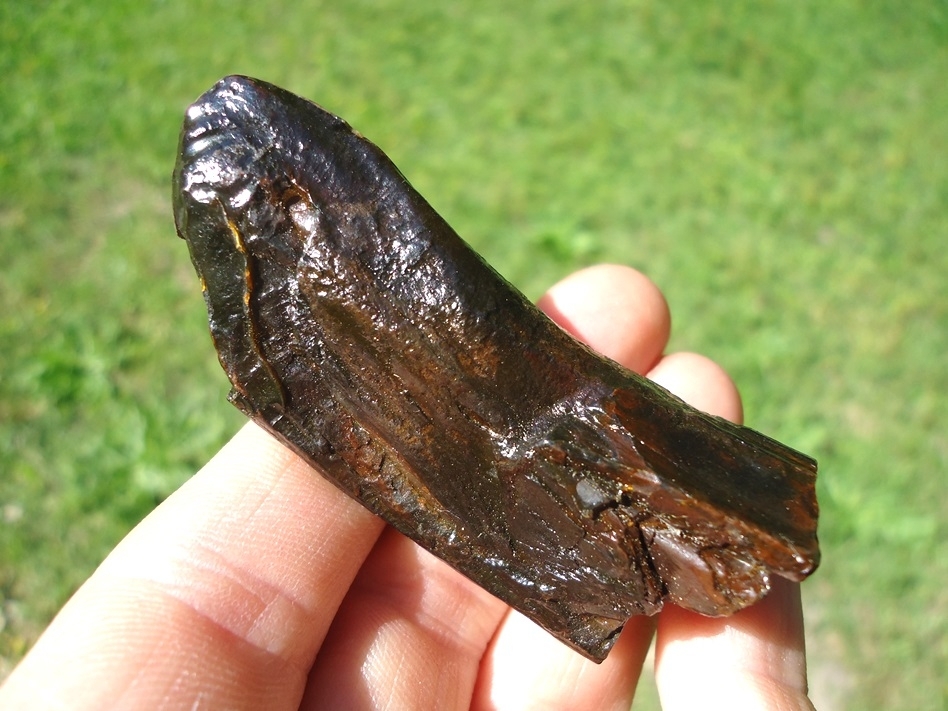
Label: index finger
xmin=648 ymin=355 xmax=813 ymax=710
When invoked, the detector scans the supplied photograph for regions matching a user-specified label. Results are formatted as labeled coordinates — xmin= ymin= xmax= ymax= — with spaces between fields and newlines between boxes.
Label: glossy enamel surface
xmin=174 ymin=76 xmax=819 ymax=661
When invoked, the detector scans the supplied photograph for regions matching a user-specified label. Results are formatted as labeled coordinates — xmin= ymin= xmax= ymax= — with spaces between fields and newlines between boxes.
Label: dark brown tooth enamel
xmin=174 ymin=75 xmax=819 ymax=662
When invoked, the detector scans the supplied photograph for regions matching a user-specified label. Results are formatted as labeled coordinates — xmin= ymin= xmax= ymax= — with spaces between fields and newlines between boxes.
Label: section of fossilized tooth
xmin=173 ymin=75 xmax=820 ymax=662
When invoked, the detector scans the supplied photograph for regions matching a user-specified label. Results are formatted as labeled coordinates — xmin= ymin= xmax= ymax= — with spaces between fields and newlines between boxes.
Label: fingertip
xmin=646 ymin=351 xmax=743 ymax=424
xmin=537 ymin=264 xmax=671 ymax=375
xmin=654 ymin=579 xmax=811 ymax=710
xmin=473 ymin=611 xmax=655 ymax=711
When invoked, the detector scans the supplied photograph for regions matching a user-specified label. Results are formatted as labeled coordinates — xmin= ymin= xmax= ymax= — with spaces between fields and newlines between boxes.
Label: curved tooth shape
xmin=173 ymin=75 xmax=819 ymax=662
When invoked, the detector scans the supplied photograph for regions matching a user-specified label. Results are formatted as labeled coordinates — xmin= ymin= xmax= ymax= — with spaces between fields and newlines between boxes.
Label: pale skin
xmin=0 ymin=264 xmax=814 ymax=710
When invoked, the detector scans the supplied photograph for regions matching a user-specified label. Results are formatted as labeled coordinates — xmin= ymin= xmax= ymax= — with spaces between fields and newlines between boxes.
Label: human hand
xmin=0 ymin=264 xmax=813 ymax=710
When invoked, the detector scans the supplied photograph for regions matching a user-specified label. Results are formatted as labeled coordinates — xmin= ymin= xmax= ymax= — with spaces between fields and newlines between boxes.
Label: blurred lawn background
xmin=1 ymin=1 xmax=946 ymax=708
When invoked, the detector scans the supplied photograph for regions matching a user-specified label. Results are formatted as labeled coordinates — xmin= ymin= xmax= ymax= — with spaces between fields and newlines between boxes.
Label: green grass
xmin=2 ymin=1 xmax=947 ymax=708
